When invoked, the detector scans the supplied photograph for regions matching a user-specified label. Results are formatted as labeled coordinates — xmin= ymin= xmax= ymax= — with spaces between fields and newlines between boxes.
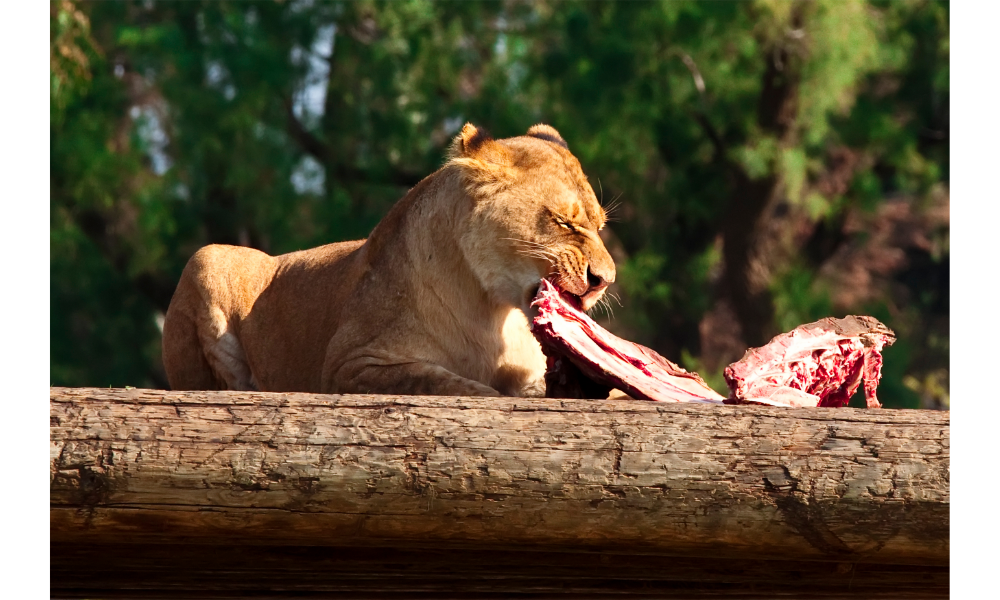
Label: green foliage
xmin=51 ymin=0 xmax=948 ymax=408
xmin=770 ymin=265 xmax=834 ymax=335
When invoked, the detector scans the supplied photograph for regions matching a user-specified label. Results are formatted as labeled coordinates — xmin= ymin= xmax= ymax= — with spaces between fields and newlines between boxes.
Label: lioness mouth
xmin=537 ymin=278 xmax=583 ymax=310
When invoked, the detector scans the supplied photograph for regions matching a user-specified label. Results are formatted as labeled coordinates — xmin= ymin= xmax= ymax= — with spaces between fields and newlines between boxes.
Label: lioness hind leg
xmin=205 ymin=331 xmax=257 ymax=391
xmin=198 ymin=306 xmax=257 ymax=391
xmin=162 ymin=306 xmax=221 ymax=391
xmin=163 ymin=302 xmax=257 ymax=391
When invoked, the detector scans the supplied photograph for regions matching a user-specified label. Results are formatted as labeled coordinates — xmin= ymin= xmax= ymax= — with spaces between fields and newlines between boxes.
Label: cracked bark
xmin=51 ymin=387 xmax=949 ymax=598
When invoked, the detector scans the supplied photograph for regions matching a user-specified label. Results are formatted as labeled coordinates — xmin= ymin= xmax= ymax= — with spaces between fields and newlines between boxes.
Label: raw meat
xmin=530 ymin=280 xmax=895 ymax=408
xmin=530 ymin=280 xmax=725 ymax=403
xmin=723 ymin=316 xmax=895 ymax=408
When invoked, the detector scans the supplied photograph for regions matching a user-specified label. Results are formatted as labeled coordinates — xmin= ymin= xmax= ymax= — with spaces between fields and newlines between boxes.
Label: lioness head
xmin=449 ymin=123 xmax=616 ymax=313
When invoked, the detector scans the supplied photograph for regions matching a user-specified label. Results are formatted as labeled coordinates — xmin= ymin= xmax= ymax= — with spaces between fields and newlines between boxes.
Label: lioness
xmin=162 ymin=123 xmax=616 ymax=397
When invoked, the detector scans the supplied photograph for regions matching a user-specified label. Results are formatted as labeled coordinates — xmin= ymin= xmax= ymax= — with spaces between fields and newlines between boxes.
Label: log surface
xmin=50 ymin=387 xmax=949 ymax=598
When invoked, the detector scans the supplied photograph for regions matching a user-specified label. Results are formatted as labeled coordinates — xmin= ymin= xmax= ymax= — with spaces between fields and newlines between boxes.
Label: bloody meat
xmin=723 ymin=316 xmax=895 ymax=408
xmin=530 ymin=280 xmax=895 ymax=408
xmin=530 ymin=280 xmax=725 ymax=403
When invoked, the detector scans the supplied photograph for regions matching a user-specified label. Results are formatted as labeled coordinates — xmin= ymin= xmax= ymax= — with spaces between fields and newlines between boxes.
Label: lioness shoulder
xmin=162 ymin=123 xmax=615 ymax=397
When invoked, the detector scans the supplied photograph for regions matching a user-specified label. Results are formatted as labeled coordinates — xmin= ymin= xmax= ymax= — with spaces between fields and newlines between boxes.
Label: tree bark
xmin=51 ymin=387 xmax=949 ymax=598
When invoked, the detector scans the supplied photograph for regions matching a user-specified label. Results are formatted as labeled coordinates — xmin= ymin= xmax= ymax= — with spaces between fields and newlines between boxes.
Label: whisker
xmin=515 ymin=251 xmax=557 ymax=263
xmin=602 ymin=193 xmax=625 ymax=222
xmin=504 ymin=238 xmax=560 ymax=257
xmin=517 ymin=256 xmax=559 ymax=269
xmin=601 ymin=294 xmax=615 ymax=321
xmin=515 ymin=248 xmax=559 ymax=261
xmin=606 ymin=194 xmax=624 ymax=211
xmin=588 ymin=296 xmax=614 ymax=321
xmin=502 ymin=237 xmax=546 ymax=246
xmin=503 ymin=237 xmax=560 ymax=254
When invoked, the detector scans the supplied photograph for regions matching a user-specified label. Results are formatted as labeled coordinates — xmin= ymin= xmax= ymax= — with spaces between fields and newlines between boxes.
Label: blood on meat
xmin=530 ymin=279 xmax=895 ymax=408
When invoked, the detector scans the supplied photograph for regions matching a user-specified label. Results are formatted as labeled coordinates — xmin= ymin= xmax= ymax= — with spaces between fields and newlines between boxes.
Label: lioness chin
xmin=162 ymin=123 xmax=616 ymax=397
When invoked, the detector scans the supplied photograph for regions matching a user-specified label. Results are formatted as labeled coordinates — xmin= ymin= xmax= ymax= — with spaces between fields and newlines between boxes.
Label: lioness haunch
xmin=531 ymin=279 xmax=895 ymax=408
xmin=162 ymin=123 xmax=615 ymax=397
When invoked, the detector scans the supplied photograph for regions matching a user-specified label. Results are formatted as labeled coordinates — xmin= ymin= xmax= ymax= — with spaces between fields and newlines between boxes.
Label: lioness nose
xmin=586 ymin=266 xmax=609 ymax=291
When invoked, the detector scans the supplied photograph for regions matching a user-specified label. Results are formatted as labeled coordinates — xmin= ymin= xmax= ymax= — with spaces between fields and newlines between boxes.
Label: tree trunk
xmin=51 ymin=387 xmax=949 ymax=598
xmin=719 ymin=42 xmax=802 ymax=348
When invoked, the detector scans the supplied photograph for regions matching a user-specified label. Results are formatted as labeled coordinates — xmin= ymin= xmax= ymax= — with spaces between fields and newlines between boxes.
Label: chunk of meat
xmin=530 ymin=280 xmax=725 ymax=402
xmin=723 ymin=316 xmax=895 ymax=408
xmin=530 ymin=280 xmax=895 ymax=408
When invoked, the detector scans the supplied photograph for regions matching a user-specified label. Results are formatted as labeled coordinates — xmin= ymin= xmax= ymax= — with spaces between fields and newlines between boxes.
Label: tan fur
xmin=162 ymin=124 xmax=616 ymax=396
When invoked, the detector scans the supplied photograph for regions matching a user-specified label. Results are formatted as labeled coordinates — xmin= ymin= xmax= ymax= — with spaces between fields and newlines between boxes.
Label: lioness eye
xmin=555 ymin=218 xmax=573 ymax=231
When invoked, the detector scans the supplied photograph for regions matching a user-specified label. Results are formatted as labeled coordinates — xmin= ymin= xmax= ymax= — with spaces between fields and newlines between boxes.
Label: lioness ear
xmin=447 ymin=123 xmax=515 ymax=194
xmin=526 ymin=123 xmax=568 ymax=150
xmin=449 ymin=123 xmax=491 ymax=157
xmin=448 ymin=123 xmax=512 ymax=164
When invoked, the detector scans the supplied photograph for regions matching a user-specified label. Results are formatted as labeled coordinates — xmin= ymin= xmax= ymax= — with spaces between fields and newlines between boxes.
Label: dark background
xmin=50 ymin=0 xmax=949 ymax=408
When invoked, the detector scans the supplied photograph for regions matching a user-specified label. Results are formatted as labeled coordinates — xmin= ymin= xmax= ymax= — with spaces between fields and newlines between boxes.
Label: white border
xmin=950 ymin=1 xmax=996 ymax=598
xmin=1 ymin=3 xmax=51 ymax=599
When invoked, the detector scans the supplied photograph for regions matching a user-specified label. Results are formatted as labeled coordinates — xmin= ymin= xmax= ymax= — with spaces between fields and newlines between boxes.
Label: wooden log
xmin=50 ymin=387 xmax=949 ymax=598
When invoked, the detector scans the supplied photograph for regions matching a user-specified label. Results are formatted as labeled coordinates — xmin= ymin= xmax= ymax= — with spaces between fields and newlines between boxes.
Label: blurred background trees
xmin=50 ymin=0 xmax=949 ymax=408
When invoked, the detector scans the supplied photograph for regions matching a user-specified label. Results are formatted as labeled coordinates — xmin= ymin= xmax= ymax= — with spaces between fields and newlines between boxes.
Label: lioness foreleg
xmin=327 ymin=358 xmax=501 ymax=397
